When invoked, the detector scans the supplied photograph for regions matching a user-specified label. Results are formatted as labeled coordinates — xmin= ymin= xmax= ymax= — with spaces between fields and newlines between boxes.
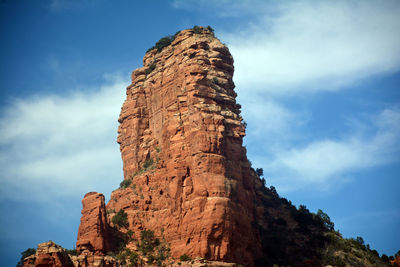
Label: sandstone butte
xmin=108 ymin=27 xmax=257 ymax=264
xmin=23 ymin=27 xmax=395 ymax=267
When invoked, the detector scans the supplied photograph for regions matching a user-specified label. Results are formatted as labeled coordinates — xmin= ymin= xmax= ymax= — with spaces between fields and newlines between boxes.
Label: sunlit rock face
xmin=23 ymin=241 xmax=74 ymax=267
xmin=76 ymin=192 xmax=114 ymax=255
xmin=74 ymin=27 xmax=338 ymax=267
xmin=108 ymin=27 xmax=259 ymax=266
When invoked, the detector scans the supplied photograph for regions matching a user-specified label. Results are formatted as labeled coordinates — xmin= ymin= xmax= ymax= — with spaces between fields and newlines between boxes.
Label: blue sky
xmin=0 ymin=0 xmax=399 ymax=266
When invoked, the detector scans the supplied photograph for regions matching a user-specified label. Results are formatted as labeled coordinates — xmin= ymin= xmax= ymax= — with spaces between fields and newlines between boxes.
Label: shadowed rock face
xmin=107 ymin=27 xmax=260 ymax=266
xmin=76 ymin=192 xmax=114 ymax=255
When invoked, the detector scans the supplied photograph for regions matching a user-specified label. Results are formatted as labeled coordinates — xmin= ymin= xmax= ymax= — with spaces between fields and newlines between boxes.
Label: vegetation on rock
xmin=65 ymin=248 xmax=78 ymax=256
xmin=145 ymin=63 xmax=156 ymax=75
xmin=112 ymin=209 xmax=128 ymax=229
xmin=119 ymin=179 xmax=132 ymax=189
xmin=143 ymin=158 xmax=154 ymax=169
xmin=252 ymin=168 xmax=396 ymax=266
xmin=16 ymin=248 xmax=35 ymax=267
xmin=146 ymin=34 xmax=177 ymax=53
xmin=179 ymin=254 xmax=191 ymax=261
xmin=114 ymin=229 xmax=170 ymax=267
xmin=146 ymin=25 xmax=214 ymax=54
xmin=128 ymin=158 xmax=156 ymax=180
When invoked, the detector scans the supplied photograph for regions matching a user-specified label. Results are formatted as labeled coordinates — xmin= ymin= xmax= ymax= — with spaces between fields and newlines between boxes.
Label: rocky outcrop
xmin=76 ymin=192 xmax=114 ymax=255
xmin=23 ymin=241 xmax=73 ymax=267
xmin=70 ymin=254 xmax=117 ymax=267
xmin=22 ymin=241 xmax=117 ymax=267
xmin=391 ymin=256 xmax=400 ymax=266
xmin=107 ymin=27 xmax=258 ymax=266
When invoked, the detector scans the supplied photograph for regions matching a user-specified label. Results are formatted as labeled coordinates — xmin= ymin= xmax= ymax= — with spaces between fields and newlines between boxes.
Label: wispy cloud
xmin=263 ymin=108 xmax=400 ymax=191
xmin=218 ymin=0 xmax=400 ymax=95
xmin=0 ymin=74 xmax=126 ymax=203
xmin=172 ymin=0 xmax=400 ymax=192
xmin=172 ymin=0 xmax=273 ymax=17
xmin=240 ymin=97 xmax=308 ymax=145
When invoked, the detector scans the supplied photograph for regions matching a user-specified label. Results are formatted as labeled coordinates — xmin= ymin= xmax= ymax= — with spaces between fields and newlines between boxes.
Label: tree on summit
xmin=316 ymin=209 xmax=335 ymax=231
xmin=16 ymin=248 xmax=36 ymax=267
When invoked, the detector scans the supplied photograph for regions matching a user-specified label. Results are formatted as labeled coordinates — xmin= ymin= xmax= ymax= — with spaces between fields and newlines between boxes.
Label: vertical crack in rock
xmin=109 ymin=27 xmax=258 ymax=265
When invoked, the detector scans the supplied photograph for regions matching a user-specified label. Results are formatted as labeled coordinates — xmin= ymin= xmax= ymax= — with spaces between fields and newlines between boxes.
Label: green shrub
xmin=112 ymin=209 xmax=128 ymax=229
xmin=120 ymin=179 xmax=132 ymax=189
xmin=207 ymin=25 xmax=214 ymax=33
xmin=65 ymin=248 xmax=78 ymax=256
xmin=17 ymin=248 xmax=36 ymax=267
xmin=180 ymin=254 xmax=191 ymax=261
xmin=116 ymin=249 xmax=128 ymax=265
xmin=129 ymin=158 xmax=155 ymax=178
xmin=316 ymin=209 xmax=334 ymax=230
xmin=192 ymin=25 xmax=202 ymax=34
xmin=147 ymin=35 xmax=176 ymax=53
xmin=106 ymin=209 xmax=116 ymax=214
xmin=126 ymin=230 xmax=134 ymax=241
xmin=129 ymin=251 xmax=139 ymax=266
xmin=143 ymin=158 xmax=154 ymax=169
xmin=145 ymin=63 xmax=156 ymax=75
xmin=255 ymin=168 xmax=264 ymax=177
xmin=212 ymin=77 xmax=219 ymax=84
xmin=139 ymin=230 xmax=160 ymax=256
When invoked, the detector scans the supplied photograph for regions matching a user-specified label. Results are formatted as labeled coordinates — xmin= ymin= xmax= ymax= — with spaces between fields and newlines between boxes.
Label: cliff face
xmin=107 ymin=27 xmax=259 ymax=265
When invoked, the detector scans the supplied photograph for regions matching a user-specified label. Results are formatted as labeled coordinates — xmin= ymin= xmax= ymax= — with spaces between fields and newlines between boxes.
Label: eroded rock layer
xmin=107 ymin=27 xmax=259 ymax=265
xmin=76 ymin=192 xmax=114 ymax=255
xmin=23 ymin=241 xmax=74 ymax=267
xmin=23 ymin=241 xmax=117 ymax=267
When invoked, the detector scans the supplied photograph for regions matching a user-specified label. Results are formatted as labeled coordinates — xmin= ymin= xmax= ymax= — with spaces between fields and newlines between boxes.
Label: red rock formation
xmin=107 ymin=27 xmax=259 ymax=266
xmin=392 ymin=256 xmax=400 ymax=266
xmin=70 ymin=254 xmax=117 ymax=267
xmin=76 ymin=192 xmax=113 ymax=255
xmin=23 ymin=241 xmax=73 ymax=267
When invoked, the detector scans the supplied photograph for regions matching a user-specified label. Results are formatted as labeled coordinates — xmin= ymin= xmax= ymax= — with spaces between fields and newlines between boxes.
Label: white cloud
xmin=263 ymin=108 xmax=400 ymax=191
xmin=240 ymin=97 xmax=308 ymax=147
xmin=172 ymin=0 xmax=271 ymax=17
xmin=219 ymin=0 xmax=400 ymax=95
xmin=175 ymin=0 xmax=400 ymax=192
xmin=242 ymin=98 xmax=293 ymax=135
xmin=0 ymin=74 xmax=126 ymax=202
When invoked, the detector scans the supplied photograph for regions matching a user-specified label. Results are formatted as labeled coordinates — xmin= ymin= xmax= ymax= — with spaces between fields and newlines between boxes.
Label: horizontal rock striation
xmin=76 ymin=192 xmax=114 ymax=255
xmin=23 ymin=241 xmax=73 ymax=267
xmin=108 ymin=27 xmax=259 ymax=265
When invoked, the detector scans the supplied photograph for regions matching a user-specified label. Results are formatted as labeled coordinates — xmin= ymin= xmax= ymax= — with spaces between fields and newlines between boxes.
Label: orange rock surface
xmin=76 ymin=192 xmax=114 ymax=255
xmin=392 ymin=256 xmax=400 ymax=266
xmin=23 ymin=241 xmax=73 ymax=267
xmin=23 ymin=241 xmax=117 ymax=267
xmin=106 ymin=27 xmax=260 ymax=266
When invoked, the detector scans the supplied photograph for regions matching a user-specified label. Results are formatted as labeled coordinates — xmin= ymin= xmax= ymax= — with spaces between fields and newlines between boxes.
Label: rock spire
xmin=109 ymin=27 xmax=259 ymax=265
